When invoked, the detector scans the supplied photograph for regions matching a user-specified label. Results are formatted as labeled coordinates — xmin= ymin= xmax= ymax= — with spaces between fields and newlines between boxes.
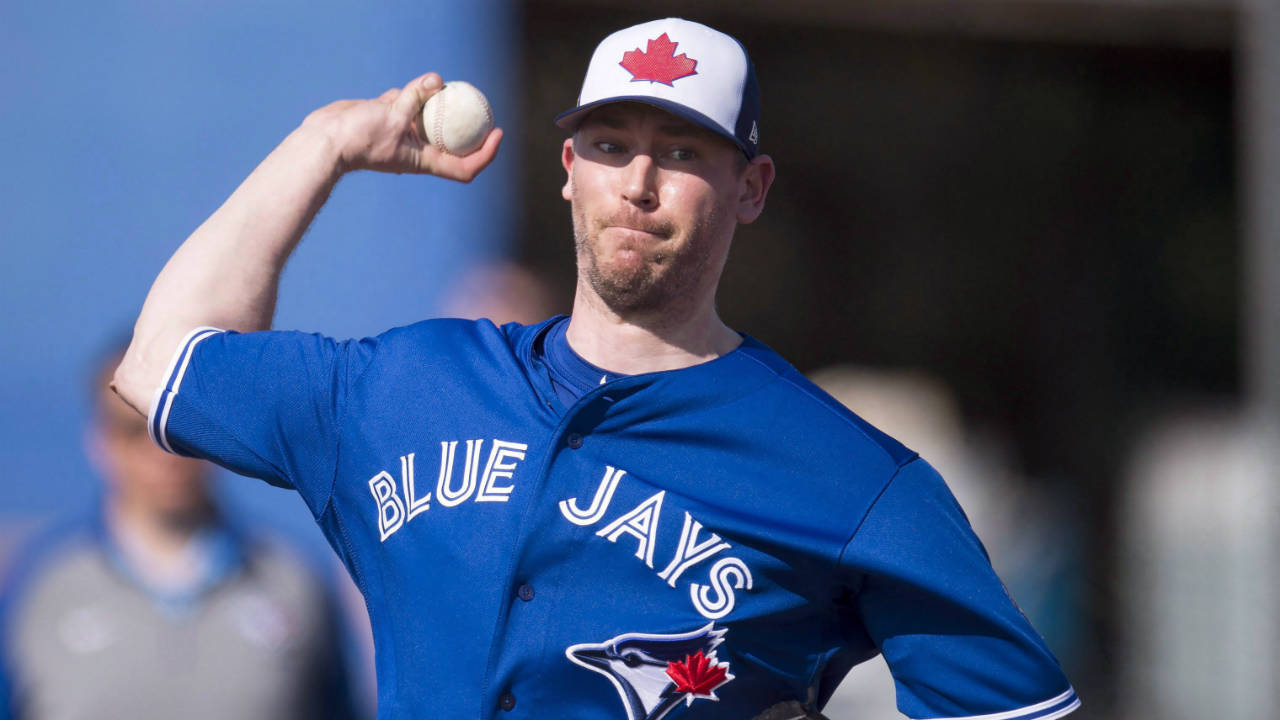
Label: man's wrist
xmin=291 ymin=116 xmax=349 ymax=182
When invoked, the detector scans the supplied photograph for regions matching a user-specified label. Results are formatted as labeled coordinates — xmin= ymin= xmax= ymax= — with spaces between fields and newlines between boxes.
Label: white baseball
xmin=421 ymin=81 xmax=494 ymax=156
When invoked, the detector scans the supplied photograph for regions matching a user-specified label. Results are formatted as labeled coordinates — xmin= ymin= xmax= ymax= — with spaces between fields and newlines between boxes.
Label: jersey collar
xmin=515 ymin=315 xmax=789 ymax=422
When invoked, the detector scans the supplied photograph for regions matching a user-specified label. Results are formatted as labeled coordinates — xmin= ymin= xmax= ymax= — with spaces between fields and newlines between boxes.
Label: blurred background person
xmin=0 ymin=345 xmax=362 ymax=720
xmin=1120 ymin=407 xmax=1277 ymax=720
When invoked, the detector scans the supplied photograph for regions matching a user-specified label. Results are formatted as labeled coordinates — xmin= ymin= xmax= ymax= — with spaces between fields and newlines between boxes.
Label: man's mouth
xmin=605 ymin=222 xmax=672 ymax=240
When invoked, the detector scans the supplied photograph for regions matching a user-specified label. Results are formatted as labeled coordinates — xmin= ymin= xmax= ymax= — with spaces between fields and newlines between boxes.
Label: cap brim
xmin=555 ymin=96 xmax=754 ymax=159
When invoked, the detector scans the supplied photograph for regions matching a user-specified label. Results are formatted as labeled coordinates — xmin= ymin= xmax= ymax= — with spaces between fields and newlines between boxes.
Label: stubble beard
xmin=572 ymin=199 xmax=727 ymax=318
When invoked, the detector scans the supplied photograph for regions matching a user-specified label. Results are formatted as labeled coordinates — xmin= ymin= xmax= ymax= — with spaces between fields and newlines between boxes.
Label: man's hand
xmin=304 ymin=72 xmax=503 ymax=183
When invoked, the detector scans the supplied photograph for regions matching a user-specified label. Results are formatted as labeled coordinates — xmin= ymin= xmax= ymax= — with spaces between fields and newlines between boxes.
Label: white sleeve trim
xmin=146 ymin=326 xmax=225 ymax=454
xmin=916 ymin=687 xmax=1079 ymax=720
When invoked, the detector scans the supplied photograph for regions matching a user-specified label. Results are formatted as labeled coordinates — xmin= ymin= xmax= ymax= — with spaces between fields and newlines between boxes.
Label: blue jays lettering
xmin=368 ymin=446 xmax=755 ymax=622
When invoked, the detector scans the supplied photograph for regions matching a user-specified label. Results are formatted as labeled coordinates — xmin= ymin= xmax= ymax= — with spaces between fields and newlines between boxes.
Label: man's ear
xmin=736 ymin=154 xmax=775 ymax=225
xmin=561 ymin=138 xmax=576 ymax=202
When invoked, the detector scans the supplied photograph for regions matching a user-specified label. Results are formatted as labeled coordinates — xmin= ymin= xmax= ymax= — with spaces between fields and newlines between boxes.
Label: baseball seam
xmin=432 ymin=87 xmax=447 ymax=153
xmin=477 ymin=91 xmax=493 ymax=136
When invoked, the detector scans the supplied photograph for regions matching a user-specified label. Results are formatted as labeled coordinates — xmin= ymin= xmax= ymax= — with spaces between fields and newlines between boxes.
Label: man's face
xmin=93 ymin=384 xmax=212 ymax=522
xmin=562 ymin=103 xmax=748 ymax=316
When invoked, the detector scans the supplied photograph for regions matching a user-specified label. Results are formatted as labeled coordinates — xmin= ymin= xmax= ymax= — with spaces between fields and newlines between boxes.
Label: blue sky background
xmin=0 ymin=0 xmax=519 ymax=550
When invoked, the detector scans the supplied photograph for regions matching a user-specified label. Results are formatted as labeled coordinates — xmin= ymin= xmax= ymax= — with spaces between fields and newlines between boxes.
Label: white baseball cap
xmin=555 ymin=18 xmax=762 ymax=158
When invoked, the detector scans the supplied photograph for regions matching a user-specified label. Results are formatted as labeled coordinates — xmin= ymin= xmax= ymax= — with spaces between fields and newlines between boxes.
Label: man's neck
xmin=565 ymin=281 xmax=742 ymax=375
xmin=108 ymin=499 xmax=212 ymax=566
xmin=106 ymin=498 xmax=224 ymax=595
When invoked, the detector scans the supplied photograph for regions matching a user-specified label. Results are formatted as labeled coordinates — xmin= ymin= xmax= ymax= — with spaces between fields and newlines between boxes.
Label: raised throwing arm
xmin=112 ymin=73 xmax=502 ymax=414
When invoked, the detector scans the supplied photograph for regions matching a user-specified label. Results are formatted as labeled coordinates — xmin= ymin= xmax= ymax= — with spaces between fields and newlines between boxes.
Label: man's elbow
xmin=111 ymin=352 xmax=151 ymax=418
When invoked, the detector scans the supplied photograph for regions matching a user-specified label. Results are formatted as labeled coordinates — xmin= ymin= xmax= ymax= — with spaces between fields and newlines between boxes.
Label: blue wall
xmin=0 ymin=0 xmax=518 ymax=544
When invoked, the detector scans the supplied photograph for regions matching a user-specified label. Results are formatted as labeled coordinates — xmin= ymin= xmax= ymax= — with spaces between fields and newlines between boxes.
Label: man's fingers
xmin=377 ymin=88 xmax=400 ymax=105
xmin=391 ymin=72 xmax=443 ymax=120
xmin=431 ymin=128 xmax=504 ymax=183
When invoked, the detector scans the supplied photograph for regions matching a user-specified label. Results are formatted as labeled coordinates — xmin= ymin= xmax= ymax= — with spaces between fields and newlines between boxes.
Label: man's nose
xmin=621 ymin=153 xmax=658 ymax=210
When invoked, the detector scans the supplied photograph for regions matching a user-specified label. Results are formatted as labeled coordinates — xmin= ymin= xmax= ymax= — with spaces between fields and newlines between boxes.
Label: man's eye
xmin=596 ymin=141 xmax=623 ymax=153
xmin=669 ymin=148 xmax=696 ymax=161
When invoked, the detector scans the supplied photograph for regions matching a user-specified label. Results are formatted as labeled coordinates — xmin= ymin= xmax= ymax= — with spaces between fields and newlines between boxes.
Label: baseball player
xmin=112 ymin=17 xmax=1078 ymax=720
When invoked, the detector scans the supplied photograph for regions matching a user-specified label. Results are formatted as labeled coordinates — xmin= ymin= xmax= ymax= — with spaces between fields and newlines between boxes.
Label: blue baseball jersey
xmin=148 ymin=317 xmax=1077 ymax=720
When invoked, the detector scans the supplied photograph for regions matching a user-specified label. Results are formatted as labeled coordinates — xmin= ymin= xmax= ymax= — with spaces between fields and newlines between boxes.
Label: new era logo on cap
xmin=556 ymin=18 xmax=761 ymax=158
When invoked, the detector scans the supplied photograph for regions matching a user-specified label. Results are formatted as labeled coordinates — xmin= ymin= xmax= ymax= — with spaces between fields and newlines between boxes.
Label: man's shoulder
xmin=364 ymin=315 xmax=556 ymax=363
xmin=0 ymin=512 xmax=103 ymax=615
xmin=735 ymin=336 xmax=918 ymax=470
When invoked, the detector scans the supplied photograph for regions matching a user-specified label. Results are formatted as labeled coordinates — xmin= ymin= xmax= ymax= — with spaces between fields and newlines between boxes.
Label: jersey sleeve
xmin=148 ymin=327 xmax=374 ymax=516
xmin=837 ymin=458 xmax=1079 ymax=720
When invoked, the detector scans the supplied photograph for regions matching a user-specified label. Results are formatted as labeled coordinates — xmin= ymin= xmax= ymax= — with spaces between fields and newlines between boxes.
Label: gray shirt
xmin=1 ymin=514 xmax=355 ymax=720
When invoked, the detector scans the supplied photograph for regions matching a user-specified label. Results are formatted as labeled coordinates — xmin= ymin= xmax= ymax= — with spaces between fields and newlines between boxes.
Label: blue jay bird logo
xmin=566 ymin=623 xmax=734 ymax=720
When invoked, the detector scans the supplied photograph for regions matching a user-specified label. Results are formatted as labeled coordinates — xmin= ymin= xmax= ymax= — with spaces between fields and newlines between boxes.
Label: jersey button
xmin=567 ymin=432 xmax=584 ymax=449
xmin=499 ymin=692 xmax=516 ymax=711
xmin=517 ymin=583 xmax=535 ymax=602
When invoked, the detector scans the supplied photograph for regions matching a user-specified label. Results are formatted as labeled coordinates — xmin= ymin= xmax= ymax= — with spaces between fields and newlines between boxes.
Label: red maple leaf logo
xmin=665 ymin=650 xmax=730 ymax=699
xmin=619 ymin=33 xmax=698 ymax=86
